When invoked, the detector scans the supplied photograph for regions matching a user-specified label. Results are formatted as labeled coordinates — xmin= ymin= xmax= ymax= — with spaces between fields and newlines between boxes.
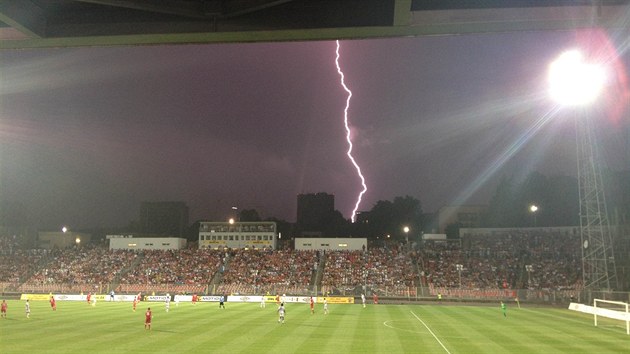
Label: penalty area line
xmin=410 ymin=310 xmax=451 ymax=354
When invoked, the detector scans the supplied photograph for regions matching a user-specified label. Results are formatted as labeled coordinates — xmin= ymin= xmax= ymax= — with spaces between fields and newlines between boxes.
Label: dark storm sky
xmin=1 ymin=30 xmax=629 ymax=229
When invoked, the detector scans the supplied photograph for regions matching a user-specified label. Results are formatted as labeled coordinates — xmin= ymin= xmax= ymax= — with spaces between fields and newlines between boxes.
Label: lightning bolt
xmin=335 ymin=40 xmax=367 ymax=223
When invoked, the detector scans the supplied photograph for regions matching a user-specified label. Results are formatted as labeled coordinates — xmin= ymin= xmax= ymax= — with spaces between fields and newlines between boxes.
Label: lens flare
xmin=573 ymin=28 xmax=630 ymax=124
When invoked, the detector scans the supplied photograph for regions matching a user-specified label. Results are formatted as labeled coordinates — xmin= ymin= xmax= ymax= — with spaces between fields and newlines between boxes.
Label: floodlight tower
xmin=548 ymin=50 xmax=617 ymax=291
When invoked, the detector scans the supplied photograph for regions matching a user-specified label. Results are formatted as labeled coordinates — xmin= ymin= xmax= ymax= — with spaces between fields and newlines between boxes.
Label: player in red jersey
xmin=1 ymin=299 xmax=7 ymax=318
xmin=144 ymin=307 xmax=152 ymax=330
xmin=275 ymin=294 xmax=280 ymax=306
xmin=373 ymin=293 xmax=378 ymax=304
xmin=192 ymin=294 xmax=198 ymax=305
xmin=50 ymin=296 xmax=56 ymax=311
xmin=310 ymin=297 xmax=315 ymax=314
xmin=86 ymin=292 xmax=91 ymax=305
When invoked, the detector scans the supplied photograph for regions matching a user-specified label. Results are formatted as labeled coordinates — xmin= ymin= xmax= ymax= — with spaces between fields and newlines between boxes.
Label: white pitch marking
xmin=410 ymin=310 xmax=452 ymax=354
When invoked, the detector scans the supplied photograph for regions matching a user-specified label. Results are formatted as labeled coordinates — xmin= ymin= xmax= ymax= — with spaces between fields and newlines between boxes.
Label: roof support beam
xmin=222 ymin=0 xmax=296 ymax=17
xmin=0 ymin=0 xmax=46 ymax=38
xmin=1 ymin=2 xmax=629 ymax=49
xmin=72 ymin=0 xmax=222 ymax=19
xmin=393 ymin=0 xmax=412 ymax=26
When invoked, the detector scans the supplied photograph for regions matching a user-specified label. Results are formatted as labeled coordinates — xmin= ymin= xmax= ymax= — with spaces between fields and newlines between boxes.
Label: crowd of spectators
xmin=0 ymin=236 xmax=49 ymax=289
xmin=217 ymin=249 xmax=317 ymax=294
xmin=118 ymin=248 xmax=223 ymax=287
xmin=320 ymin=246 xmax=417 ymax=292
xmin=1 ymin=229 xmax=585 ymax=295
xmin=419 ymin=229 xmax=582 ymax=291
xmin=21 ymin=246 xmax=137 ymax=292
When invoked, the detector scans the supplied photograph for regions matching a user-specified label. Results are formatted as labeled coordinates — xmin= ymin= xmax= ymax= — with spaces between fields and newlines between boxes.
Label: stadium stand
xmin=216 ymin=249 xmax=317 ymax=295
xmin=0 ymin=229 xmax=589 ymax=300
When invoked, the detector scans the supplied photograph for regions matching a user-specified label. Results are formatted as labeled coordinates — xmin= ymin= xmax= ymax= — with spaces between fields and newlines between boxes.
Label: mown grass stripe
xmin=374 ymin=304 xmax=420 ymax=352
xmin=410 ymin=309 xmax=451 ymax=353
xmin=416 ymin=305 xmax=500 ymax=353
xmin=419 ymin=305 xmax=546 ymax=353
xmin=349 ymin=304 xmax=380 ymax=353
xmin=417 ymin=305 xmax=485 ymax=353
xmin=518 ymin=307 xmax=630 ymax=353
xmin=2 ymin=300 xmax=629 ymax=353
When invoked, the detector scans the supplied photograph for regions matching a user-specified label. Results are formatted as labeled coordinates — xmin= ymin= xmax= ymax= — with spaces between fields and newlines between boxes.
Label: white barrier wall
xmin=52 ymin=294 xmax=137 ymax=302
xmin=568 ymin=302 xmax=630 ymax=321
xmin=109 ymin=237 xmax=187 ymax=250
xmin=21 ymin=293 xmax=355 ymax=305
xmin=294 ymin=238 xmax=367 ymax=251
xmin=170 ymin=295 xmax=314 ymax=303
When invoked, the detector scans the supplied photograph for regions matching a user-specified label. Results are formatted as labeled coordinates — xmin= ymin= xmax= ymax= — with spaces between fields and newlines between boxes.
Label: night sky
xmin=1 ymin=30 xmax=628 ymax=229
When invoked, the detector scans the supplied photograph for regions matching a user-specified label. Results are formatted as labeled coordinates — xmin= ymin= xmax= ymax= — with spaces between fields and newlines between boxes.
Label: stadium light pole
xmin=403 ymin=226 xmax=410 ymax=248
xmin=529 ymin=205 xmax=538 ymax=227
xmin=456 ymin=264 xmax=463 ymax=288
xmin=548 ymin=49 xmax=618 ymax=291
xmin=525 ymin=264 xmax=533 ymax=286
xmin=232 ymin=206 xmax=238 ymax=221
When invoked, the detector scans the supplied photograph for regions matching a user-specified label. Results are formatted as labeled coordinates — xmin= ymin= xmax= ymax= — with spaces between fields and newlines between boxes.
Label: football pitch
xmin=0 ymin=300 xmax=627 ymax=353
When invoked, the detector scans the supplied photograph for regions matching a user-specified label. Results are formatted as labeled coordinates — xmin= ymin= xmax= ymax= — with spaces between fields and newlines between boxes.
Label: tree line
xmin=235 ymin=170 xmax=629 ymax=242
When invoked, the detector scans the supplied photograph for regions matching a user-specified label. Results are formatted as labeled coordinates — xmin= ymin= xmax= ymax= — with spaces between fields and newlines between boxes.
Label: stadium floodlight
xmin=548 ymin=49 xmax=617 ymax=291
xmin=548 ymin=49 xmax=606 ymax=106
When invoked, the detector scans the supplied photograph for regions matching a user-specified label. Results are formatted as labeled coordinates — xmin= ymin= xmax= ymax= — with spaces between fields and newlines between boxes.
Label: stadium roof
xmin=1 ymin=0 xmax=630 ymax=49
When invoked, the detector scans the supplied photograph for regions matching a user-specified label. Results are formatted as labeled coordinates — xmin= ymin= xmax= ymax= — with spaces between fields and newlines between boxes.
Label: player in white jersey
xmin=323 ymin=298 xmax=329 ymax=314
xmin=165 ymin=293 xmax=171 ymax=312
xmin=25 ymin=299 xmax=30 ymax=318
xmin=361 ymin=293 xmax=366 ymax=308
xmin=277 ymin=303 xmax=286 ymax=324
xmin=260 ymin=296 xmax=266 ymax=308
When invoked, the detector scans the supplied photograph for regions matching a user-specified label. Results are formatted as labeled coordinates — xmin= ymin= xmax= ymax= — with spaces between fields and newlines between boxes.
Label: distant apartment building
xmin=38 ymin=230 xmax=91 ymax=249
xmin=198 ymin=221 xmax=277 ymax=250
xmin=437 ymin=205 xmax=486 ymax=233
xmin=139 ymin=201 xmax=189 ymax=237
xmin=296 ymin=193 xmax=335 ymax=235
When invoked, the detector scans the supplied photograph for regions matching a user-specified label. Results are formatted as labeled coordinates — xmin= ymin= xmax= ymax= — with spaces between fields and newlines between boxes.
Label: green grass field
xmin=0 ymin=300 xmax=628 ymax=353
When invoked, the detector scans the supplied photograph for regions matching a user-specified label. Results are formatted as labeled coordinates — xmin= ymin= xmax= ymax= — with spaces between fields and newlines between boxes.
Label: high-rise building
xmin=139 ymin=202 xmax=189 ymax=237
xmin=296 ymin=193 xmax=334 ymax=234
